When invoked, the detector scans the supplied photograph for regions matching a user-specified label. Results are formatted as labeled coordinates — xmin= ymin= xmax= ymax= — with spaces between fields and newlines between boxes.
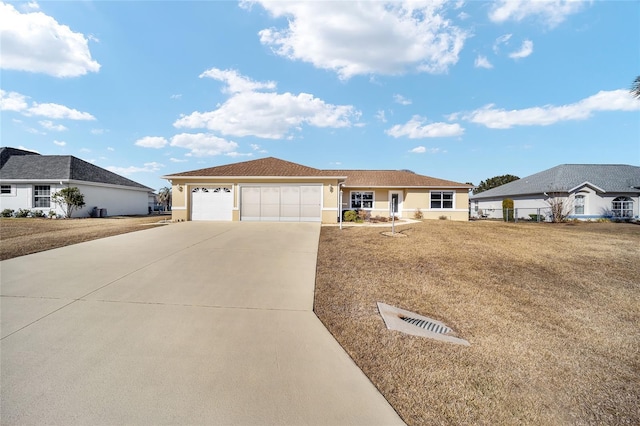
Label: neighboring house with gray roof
xmin=163 ymin=157 xmax=472 ymax=222
xmin=469 ymin=164 xmax=640 ymax=220
xmin=0 ymin=147 xmax=153 ymax=217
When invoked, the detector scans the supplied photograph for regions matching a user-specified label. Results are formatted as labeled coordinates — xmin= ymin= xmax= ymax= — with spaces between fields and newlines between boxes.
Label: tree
xmin=51 ymin=187 xmax=86 ymax=218
xmin=157 ymin=187 xmax=172 ymax=211
xmin=631 ymin=76 xmax=640 ymax=99
xmin=473 ymin=174 xmax=520 ymax=195
xmin=545 ymin=192 xmax=573 ymax=223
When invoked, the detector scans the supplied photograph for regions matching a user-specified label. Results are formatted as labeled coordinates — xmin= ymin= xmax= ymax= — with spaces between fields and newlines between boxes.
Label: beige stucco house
xmin=162 ymin=157 xmax=471 ymax=223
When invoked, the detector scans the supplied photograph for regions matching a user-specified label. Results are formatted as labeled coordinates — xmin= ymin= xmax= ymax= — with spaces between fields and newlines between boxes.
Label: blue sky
xmin=1 ymin=0 xmax=639 ymax=191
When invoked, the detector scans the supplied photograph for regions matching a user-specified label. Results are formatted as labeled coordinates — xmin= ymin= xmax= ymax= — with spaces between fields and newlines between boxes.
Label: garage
xmin=191 ymin=186 xmax=233 ymax=221
xmin=240 ymin=185 xmax=321 ymax=222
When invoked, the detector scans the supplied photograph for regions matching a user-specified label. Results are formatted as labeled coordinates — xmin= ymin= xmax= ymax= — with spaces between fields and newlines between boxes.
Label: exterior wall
xmin=0 ymin=183 xmax=66 ymax=215
xmin=167 ymin=178 xmax=340 ymax=223
xmin=472 ymin=190 xmax=640 ymax=220
xmin=342 ymin=187 xmax=469 ymax=221
xmin=0 ymin=182 xmax=150 ymax=217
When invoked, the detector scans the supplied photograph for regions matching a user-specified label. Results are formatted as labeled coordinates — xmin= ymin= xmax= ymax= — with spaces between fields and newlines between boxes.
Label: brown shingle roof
xmin=166 ymin=157 xmax=341 ymax=177
xmin=165 ymin=157 xmax=470 ymax=188
xmin=336 ymin=170 xmax=471 ymax=188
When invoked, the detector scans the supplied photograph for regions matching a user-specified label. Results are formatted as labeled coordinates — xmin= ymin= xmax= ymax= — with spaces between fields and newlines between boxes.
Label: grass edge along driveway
xmin=314 ymin=220 xmax=640 ymax=426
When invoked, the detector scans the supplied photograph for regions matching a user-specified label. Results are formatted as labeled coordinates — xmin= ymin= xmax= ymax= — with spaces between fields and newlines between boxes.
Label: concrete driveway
xmin=1 ymin=222 xmax=404 ymax=425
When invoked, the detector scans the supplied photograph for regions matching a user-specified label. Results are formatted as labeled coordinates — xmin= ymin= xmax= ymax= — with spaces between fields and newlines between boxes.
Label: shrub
xmin=439 ymin=215 xmax=448 ymax=220
xmin=32 ymin=210 xmax=46 ymax=218
xmin=357 ymin=210 xmax=370 ymax=222
xmin=413 ymin=208 xmax=423 ymax=220
xmin=1 ymin=208 xmax=14 ymax=218
xmin=529 ymin=214 xmax=544 ymax=222
xmin=502 ymin=198 xmax=514 ymax=222
xmin=48 ymin=210 xmax=57 ymax=218
xmin=15 ymin=208 xmax=31 ymax=218
xmin=343 ymin=210 xmax=358 ymax=222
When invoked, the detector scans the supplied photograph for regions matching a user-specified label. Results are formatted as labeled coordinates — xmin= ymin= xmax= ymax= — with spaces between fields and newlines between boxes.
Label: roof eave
xmin=163 ymin=175 xmax=347 ymax=180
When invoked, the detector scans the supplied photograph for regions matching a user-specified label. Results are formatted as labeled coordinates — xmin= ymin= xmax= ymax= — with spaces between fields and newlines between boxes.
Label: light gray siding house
xmin=0 ymin=147 xmax=153 ymax=217
xmin=470 ymin=164 xmax=640 ymax=221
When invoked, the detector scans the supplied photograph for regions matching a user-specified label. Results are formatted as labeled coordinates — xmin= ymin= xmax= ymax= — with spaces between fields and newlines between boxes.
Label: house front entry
xmin=389 ymin=190 xmax=403 ymax=217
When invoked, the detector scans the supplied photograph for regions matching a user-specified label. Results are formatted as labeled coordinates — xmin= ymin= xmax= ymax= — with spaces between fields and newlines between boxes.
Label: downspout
xmin=338 ymin=181 xmax=345 ymax=230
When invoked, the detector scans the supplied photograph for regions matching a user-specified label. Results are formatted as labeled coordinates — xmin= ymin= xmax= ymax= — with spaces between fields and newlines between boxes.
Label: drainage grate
xmin=400 ymin=316 xmax=451 ymax=334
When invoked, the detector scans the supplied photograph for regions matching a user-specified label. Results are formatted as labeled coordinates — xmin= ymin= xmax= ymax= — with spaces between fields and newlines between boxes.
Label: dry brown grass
xmin=0 ymin=216 xmax=168 ymax=260
xmin=315 ymin=220 xmax=640 ymax=425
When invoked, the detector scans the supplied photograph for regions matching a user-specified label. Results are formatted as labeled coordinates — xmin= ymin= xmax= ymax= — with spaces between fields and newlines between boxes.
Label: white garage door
xmin=241 ymin=185 xmax=321 ymax=222
xmin=191 ymin=186 xmax=233 ymax=221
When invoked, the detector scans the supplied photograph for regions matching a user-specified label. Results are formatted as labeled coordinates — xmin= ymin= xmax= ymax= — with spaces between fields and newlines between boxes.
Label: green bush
xmin=343 ymin=210 xmax=358 ymax=222
xmin=529 ymin=214 xmax=544 ymax=222
xmin=502 ymin=198 xmax=514 ymax=222
xmin=1 ymin=208 xmax=14 ymax=218
xmin=15 ymin=208 xmax=31 ymax=218
xmin=32 ymin=210 xmax=46 ymax=218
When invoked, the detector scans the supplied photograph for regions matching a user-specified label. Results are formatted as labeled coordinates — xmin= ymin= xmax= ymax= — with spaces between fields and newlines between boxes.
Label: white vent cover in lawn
xmin=377 ymin=302 xmax=470 ymax=346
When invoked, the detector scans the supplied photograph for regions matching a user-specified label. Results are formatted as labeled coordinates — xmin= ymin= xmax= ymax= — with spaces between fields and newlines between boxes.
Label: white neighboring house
xmin=0 ymin=147 xmax=154 ymax=217
xmin=470 ymin=164 xmax=640 ymax=221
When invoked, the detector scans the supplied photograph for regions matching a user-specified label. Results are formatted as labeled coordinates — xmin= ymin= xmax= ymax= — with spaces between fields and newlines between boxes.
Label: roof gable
xmin=0 ymin=148 xmax=151 ymax=190
xmin=471 ymin=164 xmax=640 ymax=199
xmin=165 ymin=157 xmax=470 ymax=188
xmin=167 ymin=157 xmax=338 ymax=177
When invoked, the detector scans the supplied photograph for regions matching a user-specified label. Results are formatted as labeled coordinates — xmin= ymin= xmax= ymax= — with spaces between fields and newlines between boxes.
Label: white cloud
xmin=53 ymin=140 xmax=66 ymax=146
xmin=26 ymin=102 xmax=95 ymax=120
xmin=509 ymin=40 xmax=533 ymax=59
xmin=200 ymin=68 xmax=276 ymax=94
xmin=250 ymin=144 xmax=261 ymax=151
xmin=0 ymin=90 xmax=29 ymax=111
xmin=461 ymin=89 xmax=640 ymax=129
xmin=107 ymin=162 xmax=164 ymax=176
xmin=249 ymin=1 xmax=468 ymax=79
xmin=489 ymin=0 xmax=588 ymax=27
xmin=170 ymin=94 xmax=182 ymax=100
xmin=135 ymin=136 xmax=168 ymax=149
xmin=170 ymin=133 xmax=239 ymax=157
xmin=174 ymin=77 xmax=360 ymax=139
xmin=375 ymin=110 xmax=387 ymax=123
xmin=0 ymin=2 xmax=100 ymax=77
xmin=39 ymin=120 xmax=67 ymax=131
xmin=169 ymin=157 xmax=188 ymax=163
xmin=409 ymin=146 xmax=445 ymax=154
xmin=394 ymin=94 xmax=412 ymax=105
xmin=91 ymin=128 xmax=105 ymax=135
xmin=225 ymin=152 xmax=254 ymax=158
xmin=386 ymin=115 xmax=464 ymax=138
xmin=22 ymin=2 xmax=40 ymax=11
xmin=474 ymin=55 xmax=493 ymax=69
xmin=79 ymin=148 xmax=91 ymax=153
xmin=493 ymin=33 xmax=512 ymax=54
xmin=107 ymin=146 xmax=115 ymax=151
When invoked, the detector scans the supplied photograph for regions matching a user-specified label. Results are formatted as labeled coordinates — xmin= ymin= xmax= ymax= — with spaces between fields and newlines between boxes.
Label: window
xmin=350 ymin=191 xmax=373 ymax=209
xmin=430 ymin=191 xmax=453 ymax=209
xmin=34 ymin=185 xmax=51 ymax=208
xmin=1 ymin=185 xmax=12 ymax=195
xmin=574 ymin=195 xmax=585 ymax=214
xmin=612 ymin=196 xmax=633 ymax=218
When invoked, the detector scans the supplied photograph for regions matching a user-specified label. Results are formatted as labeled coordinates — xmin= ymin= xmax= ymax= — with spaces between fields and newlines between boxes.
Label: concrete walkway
xmin=1 ymin=222 xmax=404 ymax=425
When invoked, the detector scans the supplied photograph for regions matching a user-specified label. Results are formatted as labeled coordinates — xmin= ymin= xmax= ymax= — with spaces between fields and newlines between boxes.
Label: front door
xmin=389 ymin=191 xmax=402 ymax=217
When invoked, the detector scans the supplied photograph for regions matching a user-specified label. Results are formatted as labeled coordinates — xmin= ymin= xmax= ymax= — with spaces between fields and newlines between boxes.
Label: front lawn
xmin=315 ymin=220 xmax=640 ymax=425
